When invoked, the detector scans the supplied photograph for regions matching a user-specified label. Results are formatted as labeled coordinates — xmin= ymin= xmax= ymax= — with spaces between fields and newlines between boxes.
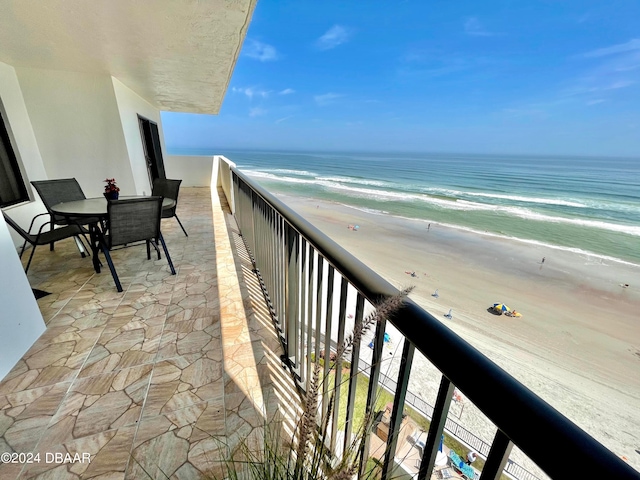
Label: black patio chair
xmin=31 ymin=178 xmax=99 ymax=254
xmin=3 ymin=211 xmax=89 ymax=273
xmin=100 ymin=196 xmax=176 ymax=292
xmin=152 ymin=178 xmax=188 ymax=236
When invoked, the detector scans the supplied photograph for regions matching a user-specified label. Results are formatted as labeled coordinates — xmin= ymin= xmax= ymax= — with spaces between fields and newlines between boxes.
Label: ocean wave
xmin=245 ymin=168 xmax=318 ymax=177
xmin=243 ymin=171 xmax=640 ymax=236
xmin=396 ymin=217 xmax=640 ymax=268
xmin=244 ymin=171 xmax=325 ymax=184
xmin=338 ymin=204 xmax=389 ymax=215
xmin=426 ymin=188 xmax=587 ymax=208
xmin=317 ymin=176 xmax=389 ymax=187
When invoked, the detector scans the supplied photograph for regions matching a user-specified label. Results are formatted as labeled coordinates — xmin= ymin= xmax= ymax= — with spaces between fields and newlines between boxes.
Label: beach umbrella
xmin=493 ymin=303 xmax=511 ymax=313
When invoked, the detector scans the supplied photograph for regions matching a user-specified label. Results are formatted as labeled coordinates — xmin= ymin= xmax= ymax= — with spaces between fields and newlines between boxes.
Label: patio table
xmin=51 ymin=196 xmax=175 ymax=274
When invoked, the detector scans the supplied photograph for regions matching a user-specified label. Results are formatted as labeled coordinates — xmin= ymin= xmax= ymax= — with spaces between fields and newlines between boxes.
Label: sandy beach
xmin=280 ymin=194 xmax=640 ymax=474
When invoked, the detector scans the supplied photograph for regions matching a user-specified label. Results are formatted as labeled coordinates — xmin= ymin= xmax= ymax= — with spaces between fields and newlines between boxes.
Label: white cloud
xmin=279 ymin=88 xmax=295 ymax=95
xmin=316 ymin=25 xmax=351 ymax=50
xmin=587 ymin=99 xmax=605 ymax=106
xmin=232 ymin=86 xmax=269 ymax=99
xmin=249 ymin=107 xmax=267 ymax=117
xmin=605 ymin=80 xmax=635 ymax=90
xmin=314 ymin=93 xmax=343 ymax=106
xmin=583 ymin=39 xmax=640 ymax=58
xmin=276 ymin=116 xmax=293 ymax=124
xmin=464 ymin=17 xmax=496 ymax=37
xmin=244 ymin=40 xmax=279 ymax=61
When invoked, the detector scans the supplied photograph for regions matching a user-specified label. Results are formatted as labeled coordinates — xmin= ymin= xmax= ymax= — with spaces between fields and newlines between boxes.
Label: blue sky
xmin=162 ymin=0 xmax=640 ymax=156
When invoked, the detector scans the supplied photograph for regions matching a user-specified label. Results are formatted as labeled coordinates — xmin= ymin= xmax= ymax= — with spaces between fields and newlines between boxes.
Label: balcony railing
xmin=221 ymin=157 xmax=639 ymax=480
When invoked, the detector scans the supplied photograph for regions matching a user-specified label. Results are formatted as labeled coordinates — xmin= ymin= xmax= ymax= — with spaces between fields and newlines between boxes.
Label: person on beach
xmin=466 ymin=451 xmax=477 ymax=465
xmin=427 ymin=223 xmax=431 ymax=230
xmin=541 ymin=257 xmax=545 ymax=264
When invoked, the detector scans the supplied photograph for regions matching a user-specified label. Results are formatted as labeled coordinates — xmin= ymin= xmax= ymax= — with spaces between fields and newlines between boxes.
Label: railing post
xmin=381 ymin=338 xmax=415 ymax=480
xmin=417 ymin=376 xmax=455 ymax=480
xmin=321 ymin=265 xmax=335 ymax=427
xmin=300 ymin=238 xmax=308 ymax=386
xmin=306 ymin=246 xmax=316 ymax=387
xmin=358 ymin=314 xmax=388 ymax=478
xmin=285 ymin=223 xmax=299 ymax=372
xmin=480 ymin=430 xmax=514 ymax=480
xmin=314 ymin=255 xmax=324 ymax=379
xmin=344 ymin=293 xmax=365 ymax=452
xmin=330 ymin=276 xmax=349 ymax=453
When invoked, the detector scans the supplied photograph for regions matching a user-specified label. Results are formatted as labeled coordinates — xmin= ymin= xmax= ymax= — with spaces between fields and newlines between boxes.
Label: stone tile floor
xmin=0 ymin=187 xmax=300 ymax=479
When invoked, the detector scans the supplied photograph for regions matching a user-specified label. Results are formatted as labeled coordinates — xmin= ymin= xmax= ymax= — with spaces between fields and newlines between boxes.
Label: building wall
xmin=0 ymin=213 xmax=46 ymax=380
xmin=112 ymin=77 xmax=166 ymax=196
xmin=0 ymin=62 xmax=46 ymax=378
xmin=165 ymin=155 xmax=214 ymax=187
xmin=15 ymin=67 xmax=135 ymax=198
xmin=0 ymin=61 xmax=49 ymax=233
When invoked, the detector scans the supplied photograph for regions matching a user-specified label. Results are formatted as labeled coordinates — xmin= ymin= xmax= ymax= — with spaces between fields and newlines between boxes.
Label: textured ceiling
xmin=0 ymin=0 xmax=256 ymax=114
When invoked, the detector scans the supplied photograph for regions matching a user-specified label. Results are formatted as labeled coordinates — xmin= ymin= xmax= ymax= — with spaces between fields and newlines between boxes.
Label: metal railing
xmin=228 ymin=162 xmax=639 ymax=480
xmin=356 ymin=357 xmax=540 ymax=480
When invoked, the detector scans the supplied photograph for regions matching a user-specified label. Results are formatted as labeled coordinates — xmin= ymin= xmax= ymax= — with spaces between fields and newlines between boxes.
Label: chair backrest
xmin=107 ymin=196 xmax=162 ymax=247
xmin=152 ymin=179 xmax=182 ymax=203
xmin=31 ymin=179 xmax=86 ymax=212
xmin=2 ymin=211 xmax=33 ymax=243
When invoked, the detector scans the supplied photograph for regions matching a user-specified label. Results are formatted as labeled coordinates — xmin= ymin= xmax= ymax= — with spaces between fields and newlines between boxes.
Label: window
xmin=0 ymin=109 xmax=29 ymax=207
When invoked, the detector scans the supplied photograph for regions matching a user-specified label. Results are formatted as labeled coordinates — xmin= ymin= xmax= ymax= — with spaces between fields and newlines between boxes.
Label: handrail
xmin=229 ymin=165 xmax=639 ymax=479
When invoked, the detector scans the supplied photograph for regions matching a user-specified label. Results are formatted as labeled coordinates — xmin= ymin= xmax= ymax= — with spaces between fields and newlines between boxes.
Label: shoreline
xmin=338 ymin=201 xmax=640 ymax=269
xmin=277 ymin=193 xmax=640 ymax=471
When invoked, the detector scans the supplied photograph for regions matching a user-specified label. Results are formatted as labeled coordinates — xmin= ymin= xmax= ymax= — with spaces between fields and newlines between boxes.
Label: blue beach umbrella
xmin=383 ymin=332 xmax=391 ymax=343
xmin=493 ymin=303 xmax=511 ymax=313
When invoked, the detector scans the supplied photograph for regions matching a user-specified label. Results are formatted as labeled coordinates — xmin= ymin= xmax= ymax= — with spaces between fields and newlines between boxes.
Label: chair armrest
xmin=27 ymin=212 xmax=51 ymax=234
xmin=35 ymin=220 xmax=55 ymax=235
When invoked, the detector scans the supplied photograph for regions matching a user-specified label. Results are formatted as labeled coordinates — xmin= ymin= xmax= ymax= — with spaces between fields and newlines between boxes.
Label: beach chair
xmin=439 ymin=468 xmax=454 ymax=479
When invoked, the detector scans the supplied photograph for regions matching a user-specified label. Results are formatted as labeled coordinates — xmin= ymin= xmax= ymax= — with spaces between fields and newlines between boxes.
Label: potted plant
xmin=104 ymin=178 xmax=120 ymax=200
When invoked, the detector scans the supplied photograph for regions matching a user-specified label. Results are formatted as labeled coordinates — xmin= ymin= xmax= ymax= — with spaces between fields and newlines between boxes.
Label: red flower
xmin=104 ymin=178 xmax=120 ymax=193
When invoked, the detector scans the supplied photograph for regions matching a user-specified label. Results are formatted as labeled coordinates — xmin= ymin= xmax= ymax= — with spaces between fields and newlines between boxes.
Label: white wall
xmin=0 ymin=62 xmax=48 ymax=379
xmin=216 ymin=155 xmax=235 ymax=213
xmin=0 ymin=62 xmax=49 ymax=239
xmin=0 ymin=213 xmax=46 ymax=380
xmin=15 ymin=67 xmax=135 ymax=198
xmin=112 ymin=77 xmax=165 ymax=196
xmin=165 ymin=155 xmax=214 ymax=187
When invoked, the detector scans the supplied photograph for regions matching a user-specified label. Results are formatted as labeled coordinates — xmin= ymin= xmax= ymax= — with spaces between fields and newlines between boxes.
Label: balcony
xmin=0 ymin=185 xmax=299 ymax=479
xmin=1 ymin=157 xmax=638 ymax=480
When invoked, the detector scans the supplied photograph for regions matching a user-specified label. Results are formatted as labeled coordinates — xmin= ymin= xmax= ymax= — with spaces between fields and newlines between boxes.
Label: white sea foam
xmin=338 ymin=204 xmax=389 ymax=215
xmin=395 ymin=216 xmax=640 ymax=268
xmin=246 ymin=168 xmax=318 ymax=177
xmin=244 ymin=171 xmax=640 ymax=237
xmin=317 ymin=176 xmax=389 ymax=187
xmin=428 ymin=188 xmax=587 ymax=208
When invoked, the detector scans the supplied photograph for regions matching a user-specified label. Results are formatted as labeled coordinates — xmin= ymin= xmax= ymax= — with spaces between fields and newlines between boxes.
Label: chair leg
xmin=25 ymin=245 xmax=37 ymax=274
xmin=19 ymin=240 xmax=28 ymax=258
xmin=158 ymin=233 xmax=176 ymax=275
xmin=174 ymin=214 xmax=188 ymax=236
xmin=79 ymin=233 xmax=92 ymax=257
xmin=73 ymin=236 xmax=87 ymax=258
xmin=99 ymin=241 xmax=122 ymax=292
xmin=146 ymin=240 xmax=151 ymax=260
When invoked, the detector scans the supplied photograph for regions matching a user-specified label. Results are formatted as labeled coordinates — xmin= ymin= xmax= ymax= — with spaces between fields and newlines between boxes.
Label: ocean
xmin=173 ymin=149 xmax=640 ymax=266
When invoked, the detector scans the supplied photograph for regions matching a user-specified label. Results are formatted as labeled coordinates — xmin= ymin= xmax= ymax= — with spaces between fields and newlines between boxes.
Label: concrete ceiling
xmin=0 ymin=0 xmax=256 ymax=114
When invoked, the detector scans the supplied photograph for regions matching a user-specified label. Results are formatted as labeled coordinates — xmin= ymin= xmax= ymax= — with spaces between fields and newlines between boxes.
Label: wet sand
xmin=282 ymin=194 xmax=640 ymax=474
